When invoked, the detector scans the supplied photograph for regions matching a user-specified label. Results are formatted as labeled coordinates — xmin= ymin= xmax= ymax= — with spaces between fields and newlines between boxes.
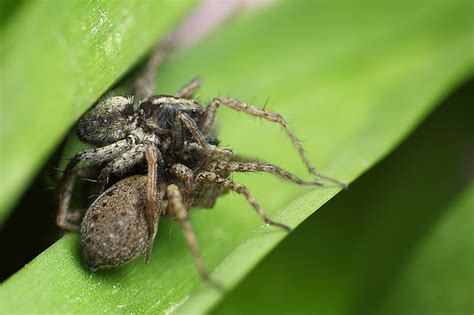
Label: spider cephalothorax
xmin=139 ymin=96 xmax=202 ymax=131
xmin=77 ymin=93 xmax=203 ymax=152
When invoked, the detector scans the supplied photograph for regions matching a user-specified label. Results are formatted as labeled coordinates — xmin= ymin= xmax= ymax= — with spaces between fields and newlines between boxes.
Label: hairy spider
xmin=57 ymin=42 xmax=346 ymax=285
xmin=80 ymin=150 xmax=324 ymax=283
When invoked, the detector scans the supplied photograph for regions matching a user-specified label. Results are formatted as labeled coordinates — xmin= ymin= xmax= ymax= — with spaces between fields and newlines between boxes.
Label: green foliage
xmin=0 ymin=1 xmax=472 ymax=314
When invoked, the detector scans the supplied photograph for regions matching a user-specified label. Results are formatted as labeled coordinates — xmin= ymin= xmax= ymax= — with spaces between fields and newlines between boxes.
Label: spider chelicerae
xmin=57 ymin=43 xmax=346 ymax=286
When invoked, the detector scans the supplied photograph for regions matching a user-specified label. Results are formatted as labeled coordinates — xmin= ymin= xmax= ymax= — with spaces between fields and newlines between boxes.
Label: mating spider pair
xmin=57 ymin=46 xmax=345 ymax=286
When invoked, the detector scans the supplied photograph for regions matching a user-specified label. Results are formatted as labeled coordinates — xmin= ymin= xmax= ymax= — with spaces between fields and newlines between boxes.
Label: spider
xmin=57 ymin=43 xmax=346 ymax=285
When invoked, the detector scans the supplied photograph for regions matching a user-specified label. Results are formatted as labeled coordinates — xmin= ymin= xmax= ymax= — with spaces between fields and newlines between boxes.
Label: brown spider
xmin=57 ymin=42 xmax=346 ymax=286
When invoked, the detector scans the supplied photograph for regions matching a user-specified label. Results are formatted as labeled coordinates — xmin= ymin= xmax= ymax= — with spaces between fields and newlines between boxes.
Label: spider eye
xmin=188 ymin=109 xmax=201 ymax=121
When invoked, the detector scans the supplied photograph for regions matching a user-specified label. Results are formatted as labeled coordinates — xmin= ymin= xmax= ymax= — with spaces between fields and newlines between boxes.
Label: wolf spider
xmin=57 ymin=42 xmax=346 ymax=286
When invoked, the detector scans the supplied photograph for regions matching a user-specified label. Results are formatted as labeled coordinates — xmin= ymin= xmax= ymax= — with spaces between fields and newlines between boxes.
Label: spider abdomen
xmin=80 ymin=175 xmax=149 ymax=271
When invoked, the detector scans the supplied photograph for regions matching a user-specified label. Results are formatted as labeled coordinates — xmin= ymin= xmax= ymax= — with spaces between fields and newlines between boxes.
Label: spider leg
xmin=169 ymin=115 xmax=185 ymax=153
xmin=196 ymin=172 xmax=291 ymax=232
xmin=170 ymin=113 xmax=210 ymax=157
xmin=96 ymin=143 xmax=163 ymax=193
xmin=177 ymin=112 xmax=235 ymax=165
xmin=144 ymin=143 xmax=163 ymax=262
xmin=178 ymin=112 xmax=213 ymax=157
xmin=166 ymin=184 xmax=222 ymax=290
xmin=170 ymin=162 xmax=228 ymax=209
xmin=175 ymin=77 xmax=202 ymax=98
xmin=228 ymin=153 xmax=262 ymax=163
xmin=170 ymin=163 xmax=195 ymax=196
xmin=208 ymin=161 xmax=323 ymax=186
xmin=185 ymin=142 xmax=234 ymax=161
xmin=57 ymin=138 xmax=132 ymax=231
xmin=200 ymin=97 xmax=347 ymax=188
xmin=57 ymin=168 xmax=84 ymax=232
xmin=131 ymin=42 xmax=171 ymax=99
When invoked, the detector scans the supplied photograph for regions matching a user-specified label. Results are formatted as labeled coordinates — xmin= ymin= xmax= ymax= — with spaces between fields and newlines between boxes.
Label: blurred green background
xmin=0 ymin=1 xmax=472 ymax=314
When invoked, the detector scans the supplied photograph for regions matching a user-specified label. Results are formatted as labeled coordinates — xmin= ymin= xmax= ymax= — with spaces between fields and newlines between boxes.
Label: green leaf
xmin=0 ymin=0 xmax=195 ymax=223
xmin=212 ymin=81 xmax=474 ymax=315
xmin=0 ymin=1 xmax=472 ymax=314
